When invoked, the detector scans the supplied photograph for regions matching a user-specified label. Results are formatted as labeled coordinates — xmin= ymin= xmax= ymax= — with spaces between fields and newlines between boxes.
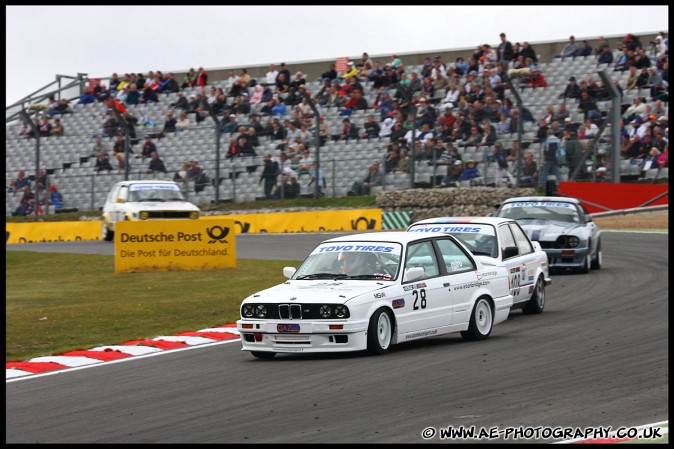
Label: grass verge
xmin=6 ymin=251 xmax=301 ymax=362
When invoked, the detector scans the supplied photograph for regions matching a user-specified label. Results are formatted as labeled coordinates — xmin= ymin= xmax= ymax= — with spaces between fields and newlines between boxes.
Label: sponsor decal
xmin=392 ymin=299 xmax=405 ymax=309
xmin=129 ymin=184 xmax=180 ymax=191
xmin=510 ymin=201 xmax=572 ymax=208
xmin=374 ymin=292 xmax=387 ymax=299
xmin=312 ymin=243 xmax=401 ymax=255
xmin=409 ymin=225 xmax=486 ymax=234
xmin=454 ymin=281 xmax=491 ymax=290
xmin=415 ymin=282 xmax=427 ymax=289
xmin=451 ymin=261 xmax=463 ymax=270
xmin=477 ymin=270 xmax=498 ymax=280
xmin=403 ymin=285 xmax=415 ymax=291
xmin=277 ymin=323 xmax=301 ymax=333
xmin=405 ymin=328 xmax=438 ymax=340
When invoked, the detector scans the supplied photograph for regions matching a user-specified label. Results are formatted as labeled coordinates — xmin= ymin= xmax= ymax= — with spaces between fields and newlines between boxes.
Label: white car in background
xmin=237 ymin=232 xmax=514 ymax=358
xmin=407 ymin=217 xmax=551 ymax=314
xmin=494 ymin=196 xmax=602 ymax=274
xmin=101 ymin=180 xmax=200 ymax=241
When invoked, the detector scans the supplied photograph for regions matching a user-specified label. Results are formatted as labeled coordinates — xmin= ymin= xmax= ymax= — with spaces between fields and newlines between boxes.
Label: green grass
xmin=6 ymin=251 xmax=302 ymax=362
xmin=5 ymin=195 xmax=378 ymax=222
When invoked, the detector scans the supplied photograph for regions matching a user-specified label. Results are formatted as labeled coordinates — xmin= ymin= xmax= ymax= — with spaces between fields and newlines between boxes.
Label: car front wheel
xmin=523 ymin=276 xmax=545 ymax=314
xmin=591 ymin=240 xmax=602 ymax=270
xmin=102 ymin=221 xmax=114 ymax=242
xmin=367 ymin=308 xmax=393 ymax=355
xmin=461 ymin=297 xmax=493 ymax=341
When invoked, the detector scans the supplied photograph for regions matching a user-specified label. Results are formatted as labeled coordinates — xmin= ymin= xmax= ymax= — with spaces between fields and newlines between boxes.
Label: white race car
xmin=407 ymin=217 xmax=551 ymax=314
xmin=237 ymin=232 xmax=514 ymax=358
xmin=101 ymin=180 xmax=200 ymax=241
xmin=494 ymin=196 xmax=602 ymax=274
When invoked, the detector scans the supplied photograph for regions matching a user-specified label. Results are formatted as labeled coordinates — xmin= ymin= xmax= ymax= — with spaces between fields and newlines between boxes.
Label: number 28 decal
xmin=413 ymin=289 xmax=427 ymax=310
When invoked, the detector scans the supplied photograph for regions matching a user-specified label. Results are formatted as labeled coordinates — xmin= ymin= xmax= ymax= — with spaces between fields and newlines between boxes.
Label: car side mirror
xmin=502 ymin=246 xmax=518 ymax=259
xmin=403 ymin=266 xmax=424 ymax=283
xmin=585 ymin=214 xmax=593 ymax=222
xmin=283 ymin=267 xmax=296 ymax=279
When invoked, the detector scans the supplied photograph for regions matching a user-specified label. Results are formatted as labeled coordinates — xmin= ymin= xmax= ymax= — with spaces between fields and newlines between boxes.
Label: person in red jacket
xmin=529 ymin=68 xmax=548 ymax=88
xmin=196 ymin=67 xmax=208 ymax=87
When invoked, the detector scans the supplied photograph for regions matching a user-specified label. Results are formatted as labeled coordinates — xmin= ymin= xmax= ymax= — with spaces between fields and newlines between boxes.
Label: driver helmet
xmin=338 ymin=251 xmax=360 ymax=273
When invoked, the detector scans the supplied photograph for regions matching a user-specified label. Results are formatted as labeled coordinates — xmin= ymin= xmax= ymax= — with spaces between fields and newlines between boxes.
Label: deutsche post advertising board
xmin=115 ymin=219 xmax=236 ymax=273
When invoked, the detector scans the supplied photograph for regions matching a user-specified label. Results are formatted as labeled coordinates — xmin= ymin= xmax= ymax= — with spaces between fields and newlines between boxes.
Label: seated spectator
xmin=78 ymin=87 xmax=96 ymax=105
xmin=559 ymin=76 xmax=581 ymax=100
xmin=125 ymin=83 xmax=141 ymax=105
xmin=349 ymin=160 xmax=382 ymax=196
xmin=528 ymin=68 xmax=548 ymax=88
xmin=276 ymin=175 xmax=300 ymax=199
xmin=555 ymin=35 xmax=579 ymax=59
xmin=393 ymin=149 xmax=411 ymax=174
xmin=186 ymin=160 xmax=209 ymax=193
xmin=39 ymin=116 xmax=51 ymax=137
xmin=176 ymin=111 xmax=191 ymax=132
xmin=340 ymin=118 xmax=359 ymax=140
xmin=458 ymin=159 xmax=480 ymax=182
xmin=361 ymin=114 xmax=381 ymax=139
xmin=9 ymin=170 xmax=31 ymax=194
xmin=520 ymin=151 xmax=538 ymax=187
xmin=48 ymin=98 xmax=72 ymax=117
xmin=145 ymin=151 xmax=167 ymax=174
xmin=656 ymin=144 xmax=668 ymax=168
xmin=162 ymin=111 xmax=178 ymax=136
xmin=320 ymin=63 xmax=337 ymax=82
xmin=575 ymin=39 xmax=593 ymax=57
xmin=597 ymin=43 xmax=614 ymax=65
xmin=94 ymin=151 xmax=113 ymax=172
xmin=170 ymin=91 xmax=188 ymax=111
xmin=173 ymin=161 xmax=193 ymax=184
xmin=50 ymin=118 xmax=64 ymax=136
xmin=12 ymin=186 xmax=36 ymax=216
xmin=140 ymin=137 xmax=157 ymax=161
xmin=48 ymin=185 xmax=64 ymax=210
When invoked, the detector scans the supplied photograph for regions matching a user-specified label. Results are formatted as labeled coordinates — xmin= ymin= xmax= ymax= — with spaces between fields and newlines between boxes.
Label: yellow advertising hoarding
xmin=200 ymin=208 xmax=382 ymax=234
xmin=115 ymin=219 xmax=236 ymax=273
xmin=6 ymin=221 xmax=100 ymax=244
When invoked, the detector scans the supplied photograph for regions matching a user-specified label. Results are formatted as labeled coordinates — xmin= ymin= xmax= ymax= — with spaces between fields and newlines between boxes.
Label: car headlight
xmin=557 ymin=235 xmax=580 ymax=248
xmin=190 ymin=211 xmax=199 ymax=219
xmin=139 ymin=211 xmax=149 ymax=220
xmin=241 ymin=304 xmax=255 ymax=318
xmin=254 ymin=305 xmax=267 ymax=318
xmin=319 ymin=305 xmax=332 ymax=318
xmin=334 ymin=305 xmax=349 ymax=318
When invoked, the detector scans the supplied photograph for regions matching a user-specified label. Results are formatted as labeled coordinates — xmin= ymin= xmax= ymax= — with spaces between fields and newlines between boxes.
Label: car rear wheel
xmin=461 ymin=297 xmax=493 ymax=341
xmin=102 ymin=221 xmax=114 ymax=242
xmin=591 ymin=239 xmax=602 ymax=270
xmin=251 ymin=351 xmax=276 ymax=359
xmin=523 ymin=276 xmax=545 ymax=314
xmin=367 ymin=308 xmax=393 ymax=355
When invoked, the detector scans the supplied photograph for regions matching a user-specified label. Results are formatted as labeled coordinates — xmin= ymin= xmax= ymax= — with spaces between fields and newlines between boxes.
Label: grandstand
xmin=5 ymin=31 xmax=668 ymax=215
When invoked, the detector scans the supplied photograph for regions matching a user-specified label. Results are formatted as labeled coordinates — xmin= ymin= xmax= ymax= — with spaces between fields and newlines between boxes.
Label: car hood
xmin=124 ymin=201 xmax=200 ymax=212
xmin=519 ymin=220 xmax=585 ymax=240
xmin=245 ymin=279 xmax=390 ymax=304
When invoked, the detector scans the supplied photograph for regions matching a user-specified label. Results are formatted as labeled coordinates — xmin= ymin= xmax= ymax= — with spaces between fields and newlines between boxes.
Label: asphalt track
xmin=5 ymin=231 xmax=669 ymax=443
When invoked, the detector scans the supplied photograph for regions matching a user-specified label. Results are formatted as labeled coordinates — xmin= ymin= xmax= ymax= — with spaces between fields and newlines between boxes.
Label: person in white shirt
xmin=176 ymin=111 xmax=190 ymax=132
xmin=266 ymin=64 xmax=279 ymax=85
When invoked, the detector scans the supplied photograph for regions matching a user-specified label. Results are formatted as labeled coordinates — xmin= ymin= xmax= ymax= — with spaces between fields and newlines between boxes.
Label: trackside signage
xmin=115 ymin=219 xmax=236 ymax=273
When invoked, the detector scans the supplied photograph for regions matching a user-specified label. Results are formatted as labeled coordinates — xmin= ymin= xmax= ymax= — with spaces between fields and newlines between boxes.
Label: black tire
xmin=102 ymin=221 xmax=114 ymax=242
xmin=251 ymin=351 xmax=276 ymax=359
xmin=523 ymin=276 xmax=545 ymax=314
xmin=461 ymin=297 xmax=494 ymax=341
xmin=367 ymin=308 xmax=393 ymax=355
xmin=591 ymin=239 xmax=602 ymax=270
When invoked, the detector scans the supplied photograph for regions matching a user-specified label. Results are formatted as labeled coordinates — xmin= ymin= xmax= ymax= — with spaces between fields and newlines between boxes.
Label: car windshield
xmin=407 ymin=223 xmax=498 ymax=258
xmin=128 ymin=184 xmax=186 ymax=202
xmin=293 ymin=241 xmax=403 ymax=280
xmin=497 ymin=201 xmax=581 ymax=223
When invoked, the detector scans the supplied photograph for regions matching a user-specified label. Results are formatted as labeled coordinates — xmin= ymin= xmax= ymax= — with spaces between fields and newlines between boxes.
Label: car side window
xmin=405 ymin=241 xmax=439 ymax=279
xmin=435 ymin=238 xmax=475 ymax=274
xmin=498 ymin=225 xmax=517 ymax=259
xmin=509 ymin=223 xmax=533 ymax=255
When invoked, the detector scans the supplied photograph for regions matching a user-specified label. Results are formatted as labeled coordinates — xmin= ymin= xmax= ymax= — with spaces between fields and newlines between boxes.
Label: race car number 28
xmin=413 ymin=289 xmax=427 ymax=310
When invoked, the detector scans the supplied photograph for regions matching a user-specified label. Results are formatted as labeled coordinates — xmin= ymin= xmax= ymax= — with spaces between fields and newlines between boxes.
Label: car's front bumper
xmin=236 ymin=319 xmax=369 ymax=354
xmin=542 ymin=247 xmax=589 ymax=270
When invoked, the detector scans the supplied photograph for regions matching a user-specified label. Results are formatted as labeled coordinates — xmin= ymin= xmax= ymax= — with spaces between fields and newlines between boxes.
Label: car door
xmin=507 ymin=222 xmax=539 ymax=303
xmin=434 ymin=237 xmax=481 ymax=326
xmin=395 ymin=239 xmax=450 ymax=336
xmin=498 ymin=223 xmax=528 ymax=304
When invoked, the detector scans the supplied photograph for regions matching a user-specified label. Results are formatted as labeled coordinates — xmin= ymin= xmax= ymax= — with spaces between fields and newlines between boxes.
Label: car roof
xmin=114 ymin=180 xmax=177 ymax=186
xmin=409 ymin=216 xmax=515 ymax=227
xmin=323 ymin=231 xmax=450 ymax=245
xmin=501 ymin=196 xmax=581 ymax=205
